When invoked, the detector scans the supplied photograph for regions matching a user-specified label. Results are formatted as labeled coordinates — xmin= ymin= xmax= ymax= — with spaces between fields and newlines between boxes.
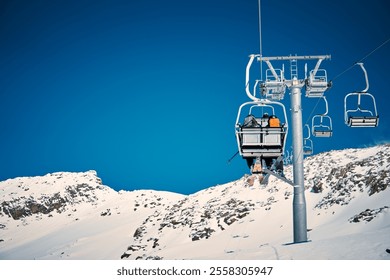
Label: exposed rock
xmin=349 ymin=207 xmax=389 ymax=223
xmin=1 ymin=193 xmax=67 ymax=220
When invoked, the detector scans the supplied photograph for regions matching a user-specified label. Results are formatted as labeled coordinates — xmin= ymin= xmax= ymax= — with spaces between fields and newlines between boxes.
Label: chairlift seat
xmin=305 ymin=87 xmax=327 ymax=98
xmin=348 ymin=116 xmax=379 ymax=127
xmin=313 ymin=129 xmax=333 ymax=137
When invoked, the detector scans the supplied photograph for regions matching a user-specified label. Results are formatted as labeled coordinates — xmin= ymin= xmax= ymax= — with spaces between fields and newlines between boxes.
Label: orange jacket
xmin=269 ymin=117 xmax=280 ymax=127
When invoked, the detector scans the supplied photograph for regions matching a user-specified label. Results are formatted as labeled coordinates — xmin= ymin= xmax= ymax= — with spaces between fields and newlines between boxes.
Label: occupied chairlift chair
xmin=235 ymin=100 xmax=288 ymax=172
xmin=344 ymin=63 xmax=379 ymax=127
xmin=312 ymin=96 xmax=333 ymax=137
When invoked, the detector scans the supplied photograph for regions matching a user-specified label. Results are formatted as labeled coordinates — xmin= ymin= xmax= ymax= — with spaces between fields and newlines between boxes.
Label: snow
xmin=0 ymin=145 xmax=390 ymax=261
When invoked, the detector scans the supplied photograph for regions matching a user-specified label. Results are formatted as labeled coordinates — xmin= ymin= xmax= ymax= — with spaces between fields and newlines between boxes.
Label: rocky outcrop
xmin=0 ymin=171 xmax=106 ymax=220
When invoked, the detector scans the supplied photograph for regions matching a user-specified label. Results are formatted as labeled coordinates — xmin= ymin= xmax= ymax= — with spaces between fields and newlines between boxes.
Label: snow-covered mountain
xmin=1 ymin=145 xmax=389 ymax=260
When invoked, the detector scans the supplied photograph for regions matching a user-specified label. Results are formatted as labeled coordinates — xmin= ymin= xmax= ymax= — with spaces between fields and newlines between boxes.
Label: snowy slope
xmin=1 ymin=145 xmax=390 ymax=260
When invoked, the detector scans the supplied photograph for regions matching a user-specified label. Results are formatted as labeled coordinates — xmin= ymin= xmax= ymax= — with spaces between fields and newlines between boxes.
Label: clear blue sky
xmin=1 ymin=0 xmax=389 ymax=194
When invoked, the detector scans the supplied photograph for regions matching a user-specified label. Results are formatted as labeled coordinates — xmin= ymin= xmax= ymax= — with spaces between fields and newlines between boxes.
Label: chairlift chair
xmin=344 ymin=63 xmax=379 ymax=127
xmin=303 ymin=138 xmax=314 ymax=155
xmin=305 ymin=62 xmax=330 ymax=97
xmin=260 ymin=68 xmax=286 ymax=100
xmin=311 ymin=96 xmax=333 ymax=137
xmin=312 ymin=115 xmax=333 ymax=137
xmin=235 ymin=100 xmax=288 ymax=171
xmin=303 ymin=124 xmax=313 ymax=155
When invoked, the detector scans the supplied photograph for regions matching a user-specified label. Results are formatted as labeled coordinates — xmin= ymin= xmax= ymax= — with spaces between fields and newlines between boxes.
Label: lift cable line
xmin=330 ymin=37 xmax=390 ymax=82
xmin=227 ymin=150 xmax=240 ymax=164
xmin=258 ymin=0 xmax=263 ymax=81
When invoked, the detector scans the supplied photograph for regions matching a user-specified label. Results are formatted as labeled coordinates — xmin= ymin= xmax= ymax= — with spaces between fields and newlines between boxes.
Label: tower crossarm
xmin=257 ymin=55 xmax=331 ymax=62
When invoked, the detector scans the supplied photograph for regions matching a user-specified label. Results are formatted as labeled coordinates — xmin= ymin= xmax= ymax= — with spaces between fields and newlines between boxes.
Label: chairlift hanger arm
xmin=264 ymin=60 xmax=280 ymax=81
xmin=253 ymin=80 xmax=260 ymax=98
xmin=312 ymin=58 xmax=324 ymax=77
xmin=304 ymin=124 xmax=311 ymax=139
xmin=356 ymin=63 xmax=369 ymax=93
xmin=321 ymin=96 xmax=329 ymax=116
xmin=245 ymin=55 xmax=257 ymax=100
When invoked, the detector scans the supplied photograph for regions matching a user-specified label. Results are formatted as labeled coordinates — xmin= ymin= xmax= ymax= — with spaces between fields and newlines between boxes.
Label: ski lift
xmin=303 ymin=124 xmax=313 ymax=155
xmin=344 ymin=63 xmax=379 ymax=127
xmin=235 ymin=99 xmax=288 ymax=171
xmin=305 ymin=61 xmax=331 ymax=97
xmin=312 ymin=96 xmax=333 ymax=137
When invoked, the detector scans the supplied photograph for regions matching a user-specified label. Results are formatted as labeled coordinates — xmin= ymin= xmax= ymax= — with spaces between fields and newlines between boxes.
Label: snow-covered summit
xmin=0 ymin=170 xmax=110 ymax=220
xmin=1 ymin=144 xmax=389 ymax=259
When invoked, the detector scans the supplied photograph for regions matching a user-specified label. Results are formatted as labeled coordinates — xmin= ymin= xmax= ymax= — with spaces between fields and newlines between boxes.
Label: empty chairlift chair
xmin=305 ymin=59 xmax=331 ymax=98
xmin=312 ymin=96 xmax=333 ymax=137
xmin=260 ymin=68 xmax=286 ymax=101
xmin=312 ymin=115 xmax=333 ymax=137
xmin=344 ymin=63 xmax=379 ymax=127
xmin=303 ymin=124 xmax=313 ymax=155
